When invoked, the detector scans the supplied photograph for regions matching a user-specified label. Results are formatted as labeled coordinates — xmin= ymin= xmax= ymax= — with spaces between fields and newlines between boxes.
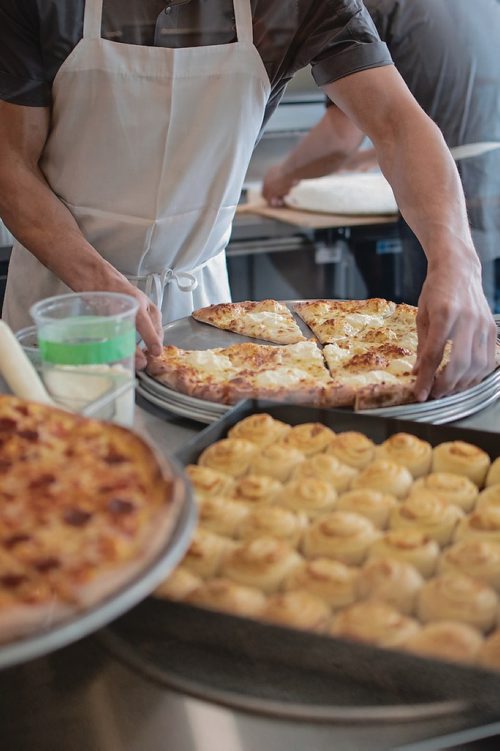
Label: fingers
xmin=436 ymin=316 xmax=497 ymax=395
xmin=135 ymin=345 xmax=147 ymax=371
xmin=136 ymin=299 xmax=163 ymax=358
xmin=431 ymin=323 xmax=474 ymax=399
xmin=414 ymin=317 xmax=449 ymax=401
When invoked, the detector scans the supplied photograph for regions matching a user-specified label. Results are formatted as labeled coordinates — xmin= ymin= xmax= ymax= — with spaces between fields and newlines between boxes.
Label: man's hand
xmin=414 ymin=258 xmax=497 ymax=401
xmin=262 ymin=164 xmax=298 ymax=207
xmin=92 ymin=273 xmax=163 ymax=370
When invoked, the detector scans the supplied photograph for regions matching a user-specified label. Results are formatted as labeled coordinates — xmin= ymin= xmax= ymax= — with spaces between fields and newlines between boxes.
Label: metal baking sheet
xmin=0 ymin=457 xmax=197 ymax=671
xmin=137 ymin=305 xmax=500 ymax=425
xmin=104 ymin=402 xmax=500 ymax=721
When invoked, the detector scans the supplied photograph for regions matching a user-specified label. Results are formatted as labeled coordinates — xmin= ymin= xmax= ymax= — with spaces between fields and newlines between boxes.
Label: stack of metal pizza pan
xmin=136 ymin=311 xmax=500 ymax=426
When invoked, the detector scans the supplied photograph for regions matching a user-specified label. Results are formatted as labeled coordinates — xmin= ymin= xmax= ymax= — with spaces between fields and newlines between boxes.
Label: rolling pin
xmin=0 ymin=320 xmax=56 ymax=406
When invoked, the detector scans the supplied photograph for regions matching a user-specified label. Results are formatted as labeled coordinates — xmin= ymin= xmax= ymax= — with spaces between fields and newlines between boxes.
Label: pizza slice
xmin=192 ymin=300 xmax=306 ymax=345
xmin=294 ymin=298 xmax=396 ymax=344
xmin=323 ymin=342 xmax=418 ymax=410
xmin=146 ymin=341 xmax=353 ymax=407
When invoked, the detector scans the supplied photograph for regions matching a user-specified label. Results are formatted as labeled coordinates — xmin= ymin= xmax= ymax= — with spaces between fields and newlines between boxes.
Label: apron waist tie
xmin=129 ymin=268 xmax=199 ymax=309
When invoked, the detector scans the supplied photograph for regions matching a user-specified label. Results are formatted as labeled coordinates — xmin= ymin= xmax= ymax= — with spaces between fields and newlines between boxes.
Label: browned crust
xmin=354 ymin=382 xmax=417 ymax=410
xmin=0 ymin=395 xmax=183 ymax=642
xmin=192 ymin=300 xmax=306 ymax=345
xmin=225 ymin=378 xmax=325 ymax=407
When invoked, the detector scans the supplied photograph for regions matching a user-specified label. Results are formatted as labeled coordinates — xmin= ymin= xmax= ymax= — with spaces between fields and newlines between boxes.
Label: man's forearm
xmin=278 ymin=108 xmax=364 ymax=182
xmin=374 ymin=110 xmax=478 ymax=271
xmin=0 ymin=160 xmax=124 ymax=291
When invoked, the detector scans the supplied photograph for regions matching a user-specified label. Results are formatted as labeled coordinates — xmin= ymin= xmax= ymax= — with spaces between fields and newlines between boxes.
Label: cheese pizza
xmin=0 ymin=395 xmax=182 ymax=642
xmin=145 ymin=298 xmax=497 ymax=410
xmin=192 ymin=299 xmax=306 ymax=344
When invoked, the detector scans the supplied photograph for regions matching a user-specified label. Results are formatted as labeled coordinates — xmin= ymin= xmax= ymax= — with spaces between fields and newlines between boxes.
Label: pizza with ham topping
xmin=0 ymin=395 xmax=182 ymax=642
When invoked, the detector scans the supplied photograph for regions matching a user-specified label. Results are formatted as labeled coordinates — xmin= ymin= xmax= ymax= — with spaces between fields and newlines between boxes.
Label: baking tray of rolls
xmin=105 ymin=402 xmax=500 ymax=714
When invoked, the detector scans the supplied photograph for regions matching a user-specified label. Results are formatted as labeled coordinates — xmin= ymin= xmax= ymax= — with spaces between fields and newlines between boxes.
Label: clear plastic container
xmin=30 ymin=292 xmax=138 ymax=426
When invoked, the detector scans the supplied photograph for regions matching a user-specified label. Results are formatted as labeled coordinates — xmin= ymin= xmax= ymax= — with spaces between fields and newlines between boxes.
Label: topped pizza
xmin=0 ymin=395 xmax=183 ymax=642
xmin=146 ymin=298 xmax=496 ymax=411
xmin=192 ymin=299 xmax=306 ymax=344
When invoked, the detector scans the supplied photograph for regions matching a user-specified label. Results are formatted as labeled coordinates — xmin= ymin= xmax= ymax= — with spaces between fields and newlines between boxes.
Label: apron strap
xmin=83 ymin=0 xmax=104 ymax=40
xmin=233 ymin=0 xmax=254 ymax=45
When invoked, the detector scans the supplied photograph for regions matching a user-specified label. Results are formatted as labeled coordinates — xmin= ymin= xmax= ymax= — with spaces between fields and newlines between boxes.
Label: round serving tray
xmin=137 ymin=307 xmax=500 ymax=425
xmin=101 ymin=621 xmax=467 ymax=724
xmin=0 ymin=459 xmax=197 ymax=671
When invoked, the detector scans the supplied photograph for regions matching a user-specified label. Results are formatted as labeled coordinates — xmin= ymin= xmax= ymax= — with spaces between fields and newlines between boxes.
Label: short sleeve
xmin=0 ymin=0 xmax=51 ymax=106
xmin=308 ymin=2 xmax=393 ymax=87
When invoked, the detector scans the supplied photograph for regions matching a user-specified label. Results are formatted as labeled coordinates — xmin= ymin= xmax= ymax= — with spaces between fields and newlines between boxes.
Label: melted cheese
xmin=184 ymin=351 xmax=234 ymax=375
xmin=254 ymin=368 xmax=310 ymax=388
xmin=336 ymin=370 xmax=401 ymax=388
xmin=386 ymin=355 xmax=417 ymax=376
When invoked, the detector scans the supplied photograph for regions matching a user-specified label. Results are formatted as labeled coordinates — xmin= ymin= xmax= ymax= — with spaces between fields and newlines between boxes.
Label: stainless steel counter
xmin=2 ymin=397 xmax=500 ymax=751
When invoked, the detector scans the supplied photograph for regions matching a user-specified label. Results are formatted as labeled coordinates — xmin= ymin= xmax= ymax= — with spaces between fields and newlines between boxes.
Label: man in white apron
xmin=2 ymin=0 xmax=270 ymax=353
xmin=0 ymin=0 xmax=497 ymax=399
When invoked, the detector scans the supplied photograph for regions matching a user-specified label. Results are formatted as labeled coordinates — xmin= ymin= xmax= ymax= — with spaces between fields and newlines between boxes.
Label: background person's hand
xmin=261 ymin=164 xmax=298 ymax=207
xmin=413 ymin=260 xmax=497 ymax=401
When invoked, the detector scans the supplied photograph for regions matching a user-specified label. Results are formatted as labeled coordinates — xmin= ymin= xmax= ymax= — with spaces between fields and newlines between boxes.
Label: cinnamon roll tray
xmin=104 ymin=402 xmax=500 ymax=720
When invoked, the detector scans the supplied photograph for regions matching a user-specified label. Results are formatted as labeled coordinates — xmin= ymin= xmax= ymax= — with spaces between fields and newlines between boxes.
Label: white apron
xmin=3 ymin=0 xmax=270 ymax=330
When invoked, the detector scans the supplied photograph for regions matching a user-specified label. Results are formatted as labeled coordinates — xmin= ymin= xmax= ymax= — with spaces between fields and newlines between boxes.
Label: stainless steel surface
xmin=137 ymin=309 xmax=500 ymax=425
xmin=2 ymin=399 xmax=500 ymax=750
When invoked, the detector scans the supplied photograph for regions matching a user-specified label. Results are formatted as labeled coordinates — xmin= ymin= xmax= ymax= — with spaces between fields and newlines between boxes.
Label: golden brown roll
xmin=477 ymin=484 xmax=500 ymax=510
xmin=197 ymin=496 xmax=249 ymax=537
xmin=275 ymin=478 xmax=337 ymax=519
xmin=375 ymin=433 xmax=432 ymax=478
xmin=278 ymin=422 xmax=336 ymax=456
xmin=220 ymin=536 xmax=303 ymax=593
xmin=402 ymin=622 xmax=483 ymax=664
xmin=185 ymin=464 xmax=236 ymax=499
xmin=439 ymin=539 xmax=500 ymax=592
xmin=283 ymin=558 xmax=359 ymax=610
xmin=389 ymin=491 xmax=464 ymax=547
xmin=432 ymin=441 xmax=491 ymax=488
xmin=368 ymin=529 xmax=440 ymax=579
xmin=417 ymin=573 xmax=498 ymax=633
xmin=336 ymin=489 xmax=397 ymax=530
xmin=455 ymin=506 xmax=500 ymax=545
xmin=410 ymin=472 xmax=479 ymax=513
xmin=182 ymin=528 xmax=236 ymax=580
xmin=230 ymin=474 xmax=283 ymax=506
xmin=198 ymin=439 xmax=258 ymax=477
xmin=237 ymin=506 xmax=308 ymax=548
xmin=302 ymin=511 xmax=380 ymax=565
xmin=249 ymin=444 xmax=305 ymax=483
xmin=478 ymin=630 xmax=500 ymax=670
xmin=186 ymin=578 xmax=266 ymax=618
xmin=153 ymin=566 xmax=202 ymax=601
xmin=329 ymin=602 xmax=420 ymax=648
xmin=228 ymin=413 xmax=291 ymax=448
xmin=325 ymin=431 xmax=376 ymax=470
xmin=351 ymin=460 xmax=413 ymax=499
xmin=486 ymin=458 xmax=500 ymax=488
xmin=356 ymin=558 xmax=423 ymax=615
xmin=262 ymin=590 xmax=331 ymax=632
xmin=291 ymin=454 xmax=357 ymax=493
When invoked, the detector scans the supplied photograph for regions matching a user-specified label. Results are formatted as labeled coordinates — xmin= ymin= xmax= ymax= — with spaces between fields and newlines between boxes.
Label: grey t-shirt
xmin=365 ymin=0 xmax=500 ymax=148
xmin=0 ymin=0 xmax=393 ymax=129
xmin=364 ymin=0 xmax=500 ymax=261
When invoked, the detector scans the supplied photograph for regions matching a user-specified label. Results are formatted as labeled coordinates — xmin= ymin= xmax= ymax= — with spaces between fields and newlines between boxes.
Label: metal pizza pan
xmin=104 ymin=402 xmax=500 ymax=721
xmin=0 ymin=452 xmax=197 ymax=671
xmin=136 ymin=304 xmax=500 ymax=425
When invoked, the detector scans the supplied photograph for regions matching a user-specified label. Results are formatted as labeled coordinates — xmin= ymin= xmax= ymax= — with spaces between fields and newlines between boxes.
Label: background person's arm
xmin=323 ymin=65 xmax=497 ymax=400
xmin=262 ymin=107 xmax=364 ymax=206
xmin=0 ymin=101 xmax=163 ymax=366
